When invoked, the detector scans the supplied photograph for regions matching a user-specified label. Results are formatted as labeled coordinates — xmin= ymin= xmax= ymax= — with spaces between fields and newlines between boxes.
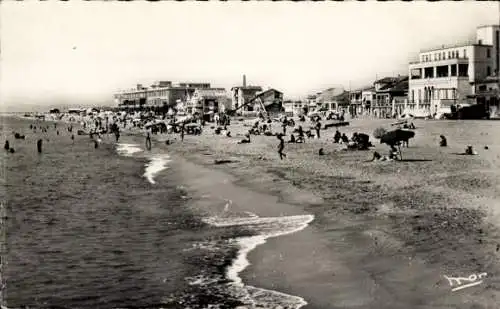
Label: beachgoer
xmin=94 ymin=140 xmax=99 ymax=149
xmin=71 ymin=135 xmax=75 ymax=142
xmin=439 ymin=135 xmax=447 ymax=147
xmin=333 ymin=130 xmax=341 ymax=143
xmin=389 ymin=145 xmax=399 ymax=160
xmin=277 ymin=134 xmax=286 ymax=160
xmin=4 ymin=141 xmax=9 ymax=151
xmin=315 ymin=121 xmax=321 ymax=139
xmin=371 ymin=151 xmax=382 ymax=161
xmin=341 ymin=133 xmax=349 ymax=144
xmin=180 ymin=123 xmax=185 ymax=141
xmin=9 ymin=148 xmax=15 ymax=153
xmin=282 ymin=118 xmax=287 ymax=136
xmin=146 ymin=133 xmax=152 ymax=150
xmin=319 ymin=148 xmax=325 ymax=156
xmin=465 ymin=145 xmax=477 ymax=155
xmin=37 ymin=139 xmax=43 ymax=153
xmin=288 ymin=134 xmax=296 ymax=143
xmin=238 ymin=133 xmax=251 ymax=144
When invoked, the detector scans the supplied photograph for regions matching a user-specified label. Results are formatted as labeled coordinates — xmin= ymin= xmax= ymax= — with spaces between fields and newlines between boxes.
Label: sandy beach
xmin=161 ymin=117 xmax=500 ymax=308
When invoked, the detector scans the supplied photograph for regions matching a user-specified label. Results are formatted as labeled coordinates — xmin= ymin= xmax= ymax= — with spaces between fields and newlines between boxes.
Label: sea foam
xmin=115 ymin=143 xmax=142 ymax=156
xmin=201 ymin=213 xmax=314 ymax=309
xmin=115 ymin=143 xmax=170 ymax=185
xmin=143 ymin=155 xmax=171 ymax=185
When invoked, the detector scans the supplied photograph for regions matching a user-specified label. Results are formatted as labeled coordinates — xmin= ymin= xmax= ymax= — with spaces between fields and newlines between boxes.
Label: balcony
xmin=409 ymin=57 xmax=469 ymax=68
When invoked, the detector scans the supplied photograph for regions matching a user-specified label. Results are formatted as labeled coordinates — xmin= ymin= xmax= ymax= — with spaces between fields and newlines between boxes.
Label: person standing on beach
xmin=180 ymin=122 xmax=185 ymax=142
xmin=146 ymin=132 xmax=152 ymax=150
xmin=277 ymin=134 xmax=286 ymax=160
xmin=4 ymin=141 xmax=10 ymax=151
xmin=315 ymin=121 xmax=321 ymax=139
xmin=282 ymin=117 xmax=288 ymax=136
xmin=37 ymin=139 xmax=43 ymax=153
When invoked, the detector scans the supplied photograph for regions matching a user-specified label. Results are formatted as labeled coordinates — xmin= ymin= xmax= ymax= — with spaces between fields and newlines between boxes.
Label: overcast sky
xmin=0 ymin=1 xmax=498 ymax=109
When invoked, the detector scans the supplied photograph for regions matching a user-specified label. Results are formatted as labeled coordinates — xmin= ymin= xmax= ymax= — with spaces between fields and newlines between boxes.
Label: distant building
xmin=187 ymin=88 xmax=230 ymax=116
xmin=372 ymin=76 xmax=409 ymax=118
xmin=350 ymin=86 xmax=375 ymax=116
xmin=311 ymin=87 xmax=349 ymax=114
xmin=475 ymin=73 xmax=500 ymax=118
xmin=247 ymin=88 xmax=284 ymax=116
xmin=228 ymin=75 xmax=262 ymax=114
xmin=408 ymin=25 xmax=499 ymax=117
xmin=114 ymin=81 xmax=211 ymax=111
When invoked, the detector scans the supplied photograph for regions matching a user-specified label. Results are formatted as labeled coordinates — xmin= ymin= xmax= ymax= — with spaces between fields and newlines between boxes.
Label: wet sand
xmin=165 ymin=118 xmax=500 ymax=308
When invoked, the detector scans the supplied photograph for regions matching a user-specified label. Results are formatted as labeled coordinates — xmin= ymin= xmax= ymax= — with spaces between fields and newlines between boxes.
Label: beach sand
xmin=163 ymin=117 xmax=500 ymax=308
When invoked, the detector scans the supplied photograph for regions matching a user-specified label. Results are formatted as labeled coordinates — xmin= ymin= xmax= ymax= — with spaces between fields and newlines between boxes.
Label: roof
xmin=231 ymin=86 xmax=263 ymax=91
xmin=194 ymin=88 xmax=227 ymax=99
xmin=477 ymin=24 xmax=500 ymax=29
xmin=316 ymin=87 xmax=345 ymax=103
xmin=254 ymin=88 xmax=283 ymax=97
xmin=378 ymin=78 xmax=409 ymax=93
xmin=478 ymin=75 xmax=499 ymax=84
xmin=420 ymin=43 xmax=492 ymax=53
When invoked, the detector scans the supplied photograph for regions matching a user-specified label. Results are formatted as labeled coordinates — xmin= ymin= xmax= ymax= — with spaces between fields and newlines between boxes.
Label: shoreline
xmin=163 ymin=118 xmax=500 ymax=308
xmin=7 ymin=114 xmax=500 ymax=308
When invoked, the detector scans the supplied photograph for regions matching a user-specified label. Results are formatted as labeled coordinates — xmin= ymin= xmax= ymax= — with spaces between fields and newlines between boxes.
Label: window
xmin=443 ymin=52 xmax=446 ymax=60
xmin=450 ymin=64 xmax=457 ymax=76
xmin=424 ymin=67 xmax=434 ymax=78
xmin=458 ymin=63 xmax=468 ymax=77
xmin=487 ymin=49 xmax=491 ymax=58
xmin=411 ymin=90 xmax=415 ymax=102
xmin=463 ymin=49 xmax=467 ymax=58
xmin=448 ymin=51 xmax=451 ymax=58
xmin=487 ymin=66 xmax=491 ymax=76
xmin=478 ymin=39 xmax=483 ymax=45
xmin=418 ymin=89 xmax=422 ymax=102
xmin=437 ymin=65 xmax=448 ymax=77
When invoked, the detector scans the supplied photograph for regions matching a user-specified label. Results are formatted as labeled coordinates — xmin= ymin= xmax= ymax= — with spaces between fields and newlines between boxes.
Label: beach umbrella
xmin=379 ymin=129 xmax=415 ymax=160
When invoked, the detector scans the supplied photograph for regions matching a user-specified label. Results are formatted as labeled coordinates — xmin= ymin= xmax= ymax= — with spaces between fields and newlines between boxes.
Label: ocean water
xmin=1 ymin=116 xmax=314 ymax=309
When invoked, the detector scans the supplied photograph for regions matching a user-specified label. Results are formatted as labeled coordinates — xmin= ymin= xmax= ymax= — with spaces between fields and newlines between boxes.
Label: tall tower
xmin=243 ymin=74 xmax=247 ymax=88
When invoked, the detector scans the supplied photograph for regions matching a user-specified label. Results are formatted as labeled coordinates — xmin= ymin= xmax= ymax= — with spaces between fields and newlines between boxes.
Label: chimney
xmin=243 ymin=74 xmax=247 ymax=88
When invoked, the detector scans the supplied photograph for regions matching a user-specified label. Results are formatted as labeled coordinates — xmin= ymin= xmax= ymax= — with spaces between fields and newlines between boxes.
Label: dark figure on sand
xmin=71 ymin=135 xmax=75 ymax=142
xmin=333 ymin=130 xmax=341 ymax=143
xmin=238 ymin=134 xmax=251 ymax=144
xmin=315 ymin=121 xmax=321 ymax=139
xmin=180 ymin=123 xmax=185 ymax=142
xmin=94 ymin=140 xmax=99 ymax=149
xmin=319 ymin=148 xmax=325 ymax=156
xmin=37 ymin=139 xmax=43 ymax=153
xmin=146 ymin=133 xmax=152 ymax=151
xmin=439 ymin=135 xmax=447 ymax=147
xmin=4 ymin=141 xmax=10 ymax=151
xmin=277 ymin=134 xmax=286 ymax=160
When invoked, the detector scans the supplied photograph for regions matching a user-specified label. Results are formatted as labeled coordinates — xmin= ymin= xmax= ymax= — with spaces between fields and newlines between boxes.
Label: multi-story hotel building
xmin=114 ymin=81 xmax=211 ymax=110
xmin=408 ymin=25 xmax=499 ymax=116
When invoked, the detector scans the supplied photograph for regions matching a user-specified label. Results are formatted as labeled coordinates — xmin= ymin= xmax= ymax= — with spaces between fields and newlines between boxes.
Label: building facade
xmin=114 ymin=81 xmax=211 ymax=111
xmin=408 ymin=25 xmax=499 ymax=117
xmin=247 ymin=88 xmax=284 ymax=116
xmin=186 ymin=88 xmax=230 ymax=116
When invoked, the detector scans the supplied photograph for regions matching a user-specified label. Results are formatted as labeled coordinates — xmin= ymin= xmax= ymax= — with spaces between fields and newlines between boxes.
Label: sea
xmin=0 ymin=116 xmax=313 ymax=309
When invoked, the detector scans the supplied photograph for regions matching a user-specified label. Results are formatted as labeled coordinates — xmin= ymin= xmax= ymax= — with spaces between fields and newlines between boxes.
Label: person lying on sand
xmin=371 ymin=151 xmax=394 ymax=162
xmin=238 ymin=133 xmax=251 ymax=144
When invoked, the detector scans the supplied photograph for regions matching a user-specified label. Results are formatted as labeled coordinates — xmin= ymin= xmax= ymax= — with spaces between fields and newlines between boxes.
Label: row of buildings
xmin=114 ymin=24 xmax=499 ymax=119
xmin=113 ymin=75 xmax=284 ymax=117
xmin=348 ymin=24 xmax=500 ymax=118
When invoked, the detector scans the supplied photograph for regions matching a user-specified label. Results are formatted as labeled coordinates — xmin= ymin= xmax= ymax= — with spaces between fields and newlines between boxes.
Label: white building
xmin=408 ymin=25 xmax=499 ymax=117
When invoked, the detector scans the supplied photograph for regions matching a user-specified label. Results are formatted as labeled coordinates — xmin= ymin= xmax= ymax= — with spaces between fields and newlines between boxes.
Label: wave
xmin=115 ymin=143 xmax=142 ymax=156
xmin=143 ymin=155 xmax=171 ymax=185
xmin=115 ymin=143 xmax=170 ymax=185
xmin=199 ymin=213 xmax=314 ymax=309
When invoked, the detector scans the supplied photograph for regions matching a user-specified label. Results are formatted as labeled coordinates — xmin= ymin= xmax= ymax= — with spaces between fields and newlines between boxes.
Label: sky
xmin=0 ymin=1 xmax=499 ymax=110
